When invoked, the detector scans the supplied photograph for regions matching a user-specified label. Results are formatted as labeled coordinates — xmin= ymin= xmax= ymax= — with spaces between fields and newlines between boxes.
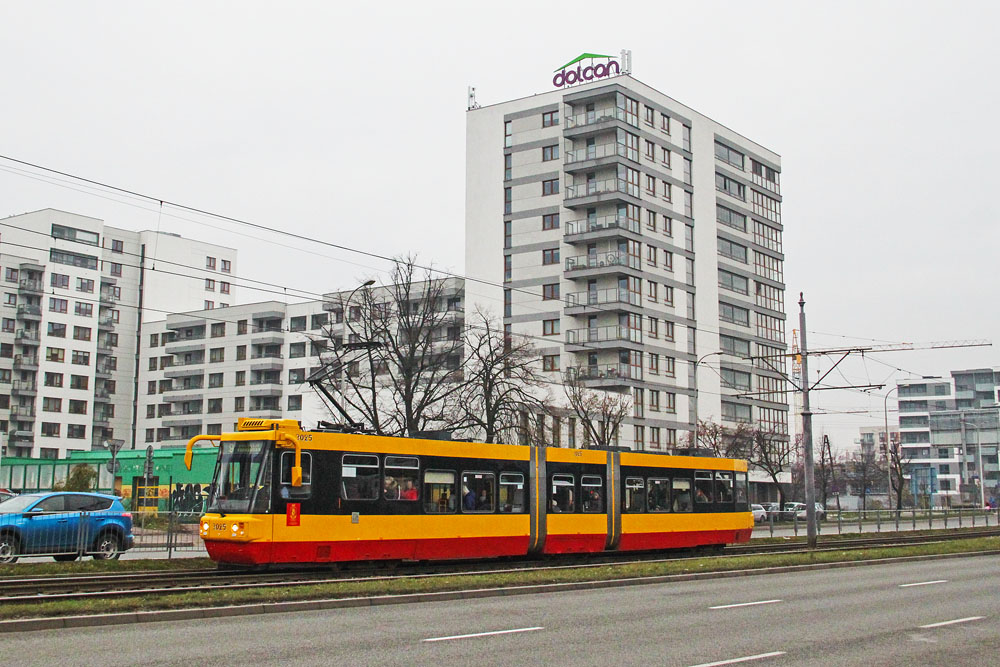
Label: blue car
xmin=0 ymin=492 xmax=134 ymax=563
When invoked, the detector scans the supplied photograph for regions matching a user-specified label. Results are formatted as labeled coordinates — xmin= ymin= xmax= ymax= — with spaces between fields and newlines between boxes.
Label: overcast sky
xmin=1 ymin=1 xmax=997 ymax=451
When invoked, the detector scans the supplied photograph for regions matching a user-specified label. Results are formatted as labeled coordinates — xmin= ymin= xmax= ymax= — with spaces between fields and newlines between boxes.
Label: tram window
xmin=715 ymin=471 xmax=734 ymax=505
xmin=647 ymin=478 xmax=670 ymax=512
xmin=461 ymin=472 xmax=495 ymax=512
xmin=424 ymin=470 xmax=457 ymax=513
xmin=384 ymin=456 xmax=420 ymax=501
xmin=280 ymin=451 xmax=312 ymax=486
xmin=694 ymin=471 xmax=714 ymax=504
xmin=498 ymin=473 xmax=525 ymax=513
xmin=734 ymin=472 xmax=749 ymax=509
xmin=581 ymin=475 xmax=603 ymax=513
xmin=624 ymin=478 xmax=645 ymax=513
xmin=341 ymin=454 xmax=379 ymax=501
xmin=672 ymin=478 xmax=692 ymax=512
xmin=550 ymin=474 xmax=575 ymax=513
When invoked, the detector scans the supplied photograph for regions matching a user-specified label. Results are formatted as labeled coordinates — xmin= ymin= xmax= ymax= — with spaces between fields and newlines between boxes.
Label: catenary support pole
xmin=799 ymin=294 xmax=817 ymax=548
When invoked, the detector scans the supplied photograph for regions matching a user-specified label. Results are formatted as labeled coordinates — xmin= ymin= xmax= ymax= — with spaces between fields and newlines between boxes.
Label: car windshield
xmin=0 ymin=494 xmax=44 ymax=514
xmin=206 ymin=440 xmax=271 ymax=515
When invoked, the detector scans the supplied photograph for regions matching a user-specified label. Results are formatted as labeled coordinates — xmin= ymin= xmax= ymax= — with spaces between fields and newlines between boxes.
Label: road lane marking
xmin=710 ymin=599 xmax=782 ymax=610
xmin=899 ymin=580 xmax=947 ymax=588
xmin=919 ymin=616 xmax=984 ymax=629
xmin=422 ymin=626 xmax=543 ymax=642
xmin=688 ymin=651 xmax=786 ymax=667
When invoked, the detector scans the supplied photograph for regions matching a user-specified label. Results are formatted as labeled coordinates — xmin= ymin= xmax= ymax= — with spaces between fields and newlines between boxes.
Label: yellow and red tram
xmin=185 ymin=419 xmax=753 ymax=566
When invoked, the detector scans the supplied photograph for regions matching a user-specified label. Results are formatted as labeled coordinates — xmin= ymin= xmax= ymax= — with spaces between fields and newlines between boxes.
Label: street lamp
xmin=958 ymin=417 xmax=985 ymax=508
xmin=883 ymin=386 xmax=898 ymax=511
xmin=691 ymin=351 xmax=725 ymax=451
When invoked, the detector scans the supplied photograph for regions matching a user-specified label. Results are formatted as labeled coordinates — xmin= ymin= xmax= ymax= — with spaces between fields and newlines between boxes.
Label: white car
xmin=795 ymin=503 xmax=826 ymax=520
xmin=751 ymin=504 xmax=767 ymax=523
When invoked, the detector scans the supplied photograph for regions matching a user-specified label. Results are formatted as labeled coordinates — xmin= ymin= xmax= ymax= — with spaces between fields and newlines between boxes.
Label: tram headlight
xmin=202 ymin=522 xmax=209 ymax=532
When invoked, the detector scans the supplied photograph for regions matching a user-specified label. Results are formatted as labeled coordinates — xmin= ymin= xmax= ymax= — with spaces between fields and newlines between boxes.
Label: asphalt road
xmin=6 ymin=553 xmax=999 ymax=666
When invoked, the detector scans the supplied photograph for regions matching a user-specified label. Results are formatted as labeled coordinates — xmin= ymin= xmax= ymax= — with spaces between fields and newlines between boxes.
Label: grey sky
xmin=1 ymin=1 xmax=997 ymax=451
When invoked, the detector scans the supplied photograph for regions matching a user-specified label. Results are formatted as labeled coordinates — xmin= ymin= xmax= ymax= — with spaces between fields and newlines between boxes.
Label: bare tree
xmin=456 ymin=309 xmax=550 ymax=443
xmin=747 ymin=424 xmax=793 ymax=508
xmin=695 ymin=420 xmax=752 ymax=459
xmin=563 ymin=379 xmax=631 ymax=448
xmin=888 ymin=439 xmax=912 ymax=511
xmin=316 ymin=255 xmax=466 ymax=436
xmin=849 ymin=446 xmax=886 ymax=511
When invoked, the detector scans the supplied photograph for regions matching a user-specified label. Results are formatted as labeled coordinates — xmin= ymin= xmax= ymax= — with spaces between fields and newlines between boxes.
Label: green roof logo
xmin=553 ymin=53 xmax=621 ymax=88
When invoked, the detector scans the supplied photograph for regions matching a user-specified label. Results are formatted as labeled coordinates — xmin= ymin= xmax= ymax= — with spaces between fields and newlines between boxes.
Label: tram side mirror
xmin=291 ymin=466 xmax=303 ymax=487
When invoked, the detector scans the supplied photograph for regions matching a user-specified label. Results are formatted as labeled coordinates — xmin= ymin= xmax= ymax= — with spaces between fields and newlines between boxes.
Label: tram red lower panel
xmin=618 ymin=528 xmax=751 ymax=552
xmin=206 ymin=535 xmax=531 ymax=565
xmin=541 ymin=533 xmax=607 ymax=554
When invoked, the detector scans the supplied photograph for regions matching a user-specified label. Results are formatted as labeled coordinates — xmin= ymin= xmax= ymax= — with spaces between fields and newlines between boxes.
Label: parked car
xmin=796 ymin=503 xmax=826 ymax=521
xmin=760 ymin=502 xmax=781 ymax=522
xmin=751 ymin=504 xmax=767 ymax=523
xmin=781 ymin=502 xmax=807 ymax=521
xmin=0 ymin=492 xmax=134 ymax=563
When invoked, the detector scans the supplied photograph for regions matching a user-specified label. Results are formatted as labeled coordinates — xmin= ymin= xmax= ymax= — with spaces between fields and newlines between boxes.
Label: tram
xmin=185 ymin=419 xmax=753 ymax=566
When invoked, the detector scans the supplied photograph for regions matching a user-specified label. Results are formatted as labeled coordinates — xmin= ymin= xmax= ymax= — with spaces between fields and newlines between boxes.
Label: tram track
xmin=1 ymin=528 xmax=996 ymax=605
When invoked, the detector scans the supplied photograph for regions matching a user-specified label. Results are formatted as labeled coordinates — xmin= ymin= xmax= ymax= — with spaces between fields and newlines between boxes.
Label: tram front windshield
xmin=206 ymin=440 xmax=271 ymax=514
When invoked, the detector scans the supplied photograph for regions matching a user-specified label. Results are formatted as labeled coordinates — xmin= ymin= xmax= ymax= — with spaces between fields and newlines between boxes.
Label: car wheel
xmin=53 ymin=554 xmax=79 ymax=562
xmin=0 ymin=533 xmax=20 ymax=564
xmin=92 ymin=532 xmax=122 ymax=560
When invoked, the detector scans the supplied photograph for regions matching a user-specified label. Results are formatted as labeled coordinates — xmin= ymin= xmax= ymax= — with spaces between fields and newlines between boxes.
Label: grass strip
xmin=0 ymin=558 xmax=215 ymax=578
xmin=1 ymin=537 xmax=996 ymax=621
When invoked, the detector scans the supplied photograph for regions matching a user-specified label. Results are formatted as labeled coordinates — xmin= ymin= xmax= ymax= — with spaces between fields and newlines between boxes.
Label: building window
xmin=682 ymin=125 xmax=691 ymax=152
xmin=719 ymin=269 xmax=749 ymax=295
xmin=211 ymin=322 xmax=226 ymax=337
xmin=718 ymin=237 xmax=748 ymax=263
xmin=206 ymin=256 xmax=216 ymax=270
xmin=714 ymin=141 xmax=745 ymax=169
xmin=111 ymin=239 xmax=124 ymax=253
xmin=542 ymin=319 xmax=560 ymax=336
xmin=42 ymin=423 xmax=61 ymax=437
xmin=209 ymin=373 xmax=224 ymax=388
xmin=210 ymin=347 xmax=224 ymax=363
xmin=503 ymin=255 xmax=512 ymax=282
xmin=42 ymin=397 xmax=62 ymax=412
xmin=4 ymin=268 xmax=17 ymax=283
xmin=234 ymin=396 xmax=245 ymax=412
xmin=69 ymin=399 xmax=87 ymax=415
xmin=68 ymin=424 xmax=86 ymax=439
xmin=77 ymin=278 xmax=94 ymax=293
xmin=542 ymin=145 xmax=559 ymax=161
xmin=645 ymin=174 xmax=656 ymax=196
xmin=717 ymin=205 xmax=747 ymax=232
xmin=504 ymin=120 xmax=512 ymax=147
xmin=542 ymin=110 xmax=559 ymax=127
xmin=204 ymin=300 xmax=214 ymax=310
xmin=661 ymin=114 xmax=670 ymax=134
xmin=288 ymin=395 xmax=303 ymax=411
xmin=73 ymin=326 xmax=91 ymax=341
xmin=542 ymin=248 xmax=560 ymax=265
xmin=504 ymin=154 xmax=512 ymax=181
xmin=645 ymin=245 xmax=657 ymax=267
xmin=44 ymin=372 xmax=63 ymax=387
xmin=71 ymin=350 xmax=91 ymax=365
xmin=46 ymin=347 xmax=65 ymax=363
xmin=644 ymin=106 xmax=654 ymax=125
xmin=645 ymin=140 xmax=655 ymax=160
xmin=50 ymin=297 xmax=68 ymax=313
xmin=236 ymin=345 xmax=247 ymax=361
xmin=542 ymin=213 xmax=560 ymax=230
xmin=47 ymin=322 xmax=66 ymax=338
xmin=74 ymin=302 xmax=93 ymax=317
xmin=504 ymin=187 xmax=512 ymax=214
xmin=542 ymin=283 xmax=560 ymax=300
xmin=220 ymin=281 xmax=230 ymax=294
xmin=220 ymin=259 xmax=231 ymax=273
xmin=110 ymin=262 xmax=123 ymax=277
xmin=205 ymin=279 xmax=216 ymax=291
xmin=719 ymin=302 xmax=751 ymax=327
xmin=542 ymin=179 xmax=559 ymax=196
xmin=715 ymin=173 xmax=745 ymax=200
xmin=543 ymin=354 xmax=560 ymax=371
xmin=235 ymin=370 xmax=246 ymax=386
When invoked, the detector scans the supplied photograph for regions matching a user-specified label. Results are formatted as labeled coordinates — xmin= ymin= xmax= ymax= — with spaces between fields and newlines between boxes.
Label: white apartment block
xmin=137 ymin=280 xmax=465 ymax=446
xmin=897 ymin=369 xmax=1000 ymax=507
xmin=465 ymin=70 xmax=790 ymax=454
xmin=0 ymin=208 xmax=237 ymax=458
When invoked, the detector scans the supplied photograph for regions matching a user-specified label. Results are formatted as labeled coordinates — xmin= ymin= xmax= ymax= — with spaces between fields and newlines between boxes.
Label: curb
xmin=3 ymin=549 xmax=997 ymax=633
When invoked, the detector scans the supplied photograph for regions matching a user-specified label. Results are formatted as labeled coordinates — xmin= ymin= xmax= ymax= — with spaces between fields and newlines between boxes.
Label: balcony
xmin=10 ymin=405 xmax=36 ymax=419
xmin=564 ymin=251 xmax=640 ymax=278
xmin=98 ymin=315 xmax=116 ymax=330
xmin=565 ymin=325 xmax=641 ymax=351
xmin=99 ymin=291 xmax=118 ymax=304
xmin=95 ymin=363 xmax=115 ymax=378
xmin=249 ymin=385 xmax=283 ymax=397
xmin=251 ymin=331 xmax=284 ymax=346
xmin=16 ymin=304 xmax=41 ymax=320
xmin=165 ymin=341 xmax=206 ymax=355
xmin=564 ymin=142 xmax=638 ymax=173
xmin=162 ymin=391 xmax=204 ymax=403
xmin=93 ymin=412 xmax=111 ymax=425
xmin=563 ymin=105 xmax=637 ymax=136
xmin=13 ymin=354 xmax=39 ymax=371
xmin=565 ymin=288 xmax=640 ymax=315
xmin=564 ymin=214 xmax=640 ymax=243
xmin=96 ymin=344 xmax=114 ymax=355
xmin=11 ymin=379 xmax=37 ymax=396
xmin=564 ymin=177 xmax=640 ymax=205
xmin=94 ymin=390 xmax=112 ymax=403
xmin=162 ymin=416 xmax=203 ymax=428
xmin=15 ymin=329 xmax=40 ymax=343
xmin=18 ymin=279 xmax=42 ymax=294
xmin=165 ymin=366 xmax=205 ymax=379
xmin=566 ymin=363 xmax=643 ymax=387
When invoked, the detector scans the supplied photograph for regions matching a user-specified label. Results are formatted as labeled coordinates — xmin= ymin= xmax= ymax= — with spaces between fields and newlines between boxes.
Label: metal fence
xmin=0 ymin=510 xmax=206 ymax=562
xmin=755 ymin=507 xmax=1000 ymax=537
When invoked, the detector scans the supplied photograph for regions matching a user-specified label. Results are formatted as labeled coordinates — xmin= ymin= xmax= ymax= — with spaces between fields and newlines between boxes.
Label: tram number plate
xmin=213 ymin=523 xmax=226 ymax=531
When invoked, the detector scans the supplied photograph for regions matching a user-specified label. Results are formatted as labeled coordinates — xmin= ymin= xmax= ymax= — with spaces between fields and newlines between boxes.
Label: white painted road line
xmin=899 ymin=580 xmax=948 ymax=588
xmin=422 ymin=626 xmax=544 ymax=642
xmin=919 ymin=616 xmax=985 ymax=629
xmin=710 ymin=599 xmax=782 ymax=610
xmin=688 ymin=651 xmax=786 ymax=667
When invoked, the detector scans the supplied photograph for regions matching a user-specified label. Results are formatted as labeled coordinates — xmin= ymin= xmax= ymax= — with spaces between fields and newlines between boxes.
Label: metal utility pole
xmin=798 ymin=294 xmax=817 ymax=548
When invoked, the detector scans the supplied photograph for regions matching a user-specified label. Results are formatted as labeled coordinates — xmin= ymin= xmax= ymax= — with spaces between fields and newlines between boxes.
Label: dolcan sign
xmin=553 ymin=51 xmax=629 ymax=88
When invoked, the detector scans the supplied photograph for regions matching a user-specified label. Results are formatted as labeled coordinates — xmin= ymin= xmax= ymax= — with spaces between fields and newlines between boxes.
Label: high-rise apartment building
xmin=897 ymin=369 xmax=999 ymax=507
xmin=0 ymin=208 xmax=237 ymax=458
xmin=465 ymin=68 xmax=789 ymax=453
